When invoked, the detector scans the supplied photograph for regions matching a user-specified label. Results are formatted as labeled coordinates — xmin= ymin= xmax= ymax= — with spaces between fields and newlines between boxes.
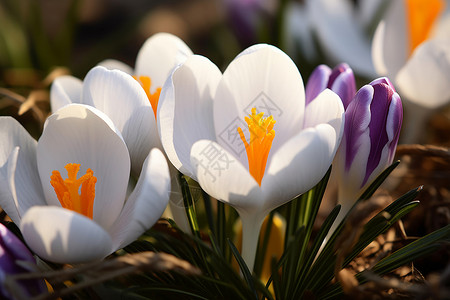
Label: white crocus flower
xmin=372 ymin=0 xmax=450 ymax=142
xmin=50 ymin=33 xmax=193 ymax=175
xmin=51 ymin=34 xmax=192 ymax=231
xmin=0 ymin=104 xmax=170 ymax=264
xmin=158 ymin=44 xmax=345 ymax=272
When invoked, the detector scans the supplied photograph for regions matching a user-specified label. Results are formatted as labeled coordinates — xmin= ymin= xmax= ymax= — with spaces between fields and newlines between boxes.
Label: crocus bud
xmin=316 ymin=77 xmax=402 ymax=255
xmin=0 ymin=223 xmax=46 ymax=299
xmin=305 ymin=63 xmax=356 ymax=109
xmin=335 ymin=77 xmax=403 ymax=213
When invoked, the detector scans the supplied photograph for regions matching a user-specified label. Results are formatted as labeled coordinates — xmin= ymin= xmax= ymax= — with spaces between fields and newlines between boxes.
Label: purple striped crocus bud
xmin=0 ymin=223 xmax=46 ymax=299
xmin=335 ymin=76 xmax=403 ymax=212
xmin=318 ymin=77 xmax=403 ymax=249
xmin=305 ymin=63 xmax=356 ymax=109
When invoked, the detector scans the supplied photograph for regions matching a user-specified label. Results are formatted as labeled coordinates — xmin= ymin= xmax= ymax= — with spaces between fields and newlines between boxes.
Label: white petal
xmin=284 ymin=2 xmax=317 ymax=61
xmin=433 ymin=10 xmax=450 ymax=40
xmin=21 ymin=206 xmax=113 ymax=264
xmin=214 ymin=44 xmax=305 ymax=168
xmin=308 ymin=0 xmax=376 ymax=77
xmin=371 ymin=1 xmax=408 ymax=77
xmin=135 ymin=32 xmax=193 ymax=91
xmin=97 ymin=59 xmax=134 ymax=74
xmin=262 ymin=124 xmax=338 ymax=212
xmin=37 ymin=104 xmax=130 ymax=230
xmin=0 ymin=118 xmax=45 ymax=224
xmin=334 ymin=128 xmax=371 ymax=201
xmin=50 ymin=76 xmax=83 ymax=112
xmin=303 ymin=89 xmax=345 ymax=146
xmin=158 ymin=55 xmax=221 ymax=178
xmin=82 ymin=66 xmax=158 ymax=175
xmin=190 ymin=140 xmax=262 ymax=214
xmin=396 ymin=39 xmax=450 ymax=108
xmin=109 ymin=149 xmax=170 ymax=250
xmin=0 ymin=148 xmax=21 ymax=224
xmin=372 ymin=21 xmax=389 ymax=76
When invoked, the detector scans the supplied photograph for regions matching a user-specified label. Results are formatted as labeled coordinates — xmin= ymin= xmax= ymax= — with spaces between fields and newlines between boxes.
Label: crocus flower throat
xmin=238 ymin=108 xmax=276 ymax=186
xmin=405 ymin=0 xmax=444 ymax=55
xmin=134 ymin=76 xmax=162 ymax=119
xmin=50 ymin=163 xmax=97 ymax=219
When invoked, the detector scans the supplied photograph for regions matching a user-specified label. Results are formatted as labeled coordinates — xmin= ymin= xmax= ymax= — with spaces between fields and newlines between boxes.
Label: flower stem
xmin=239 ymin=212 xmax=265 ymax=274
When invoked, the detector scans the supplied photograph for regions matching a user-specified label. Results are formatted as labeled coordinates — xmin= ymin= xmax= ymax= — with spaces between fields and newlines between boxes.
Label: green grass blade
xmin=228 ymin=239 xmax=258 ymax=300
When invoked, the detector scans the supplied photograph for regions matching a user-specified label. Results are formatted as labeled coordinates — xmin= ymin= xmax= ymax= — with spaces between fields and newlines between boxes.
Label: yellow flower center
xmin=237 ymin=107 xmax=276 ymax=186
xmin=50 ymin=163 xmax=97 ymax=219
xmin=405 ymin=0 xmax=444 ymax=55
xmin=134 ymin=75 xmax=162 ymax=120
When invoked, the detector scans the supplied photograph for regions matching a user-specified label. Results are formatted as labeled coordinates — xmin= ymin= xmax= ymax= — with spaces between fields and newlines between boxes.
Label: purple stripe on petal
xmin=305 ymin=64 xmax=331 ymax=105
xmin=344 ymin=85 xmax=374 ymax=172
xmin=327 ymin=63 xmax=349 ymax=89
xmin=362 ymin=83 xmax=393 ymax=187
xmin=330 ymin=68 xmax=356 ymax=109
xmin=370 ymin=77 xmax=396 ymax=92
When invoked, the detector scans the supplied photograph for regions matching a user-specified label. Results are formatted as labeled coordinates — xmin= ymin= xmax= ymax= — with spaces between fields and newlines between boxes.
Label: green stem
xmin=240 ymin=211 xmax=265 ymax=274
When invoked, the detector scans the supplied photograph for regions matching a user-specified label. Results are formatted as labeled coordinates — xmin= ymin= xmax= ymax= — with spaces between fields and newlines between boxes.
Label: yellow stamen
xmin=134 ymin=75 xmax=161 ymax=119
xmin=405 ymin=0 xmax=444 ymax=55
xmin=50 ymin=163 xmax=97 ymax=219
xmin=237 ymin=107 xmax=276 ymax=186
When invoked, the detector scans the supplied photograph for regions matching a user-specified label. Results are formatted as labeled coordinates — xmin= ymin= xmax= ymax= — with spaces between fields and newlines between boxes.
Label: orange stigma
xmin=238 ymin=108 xmax=276 ymax=186
xmin=50 ymin=163 xmax=97 ymax=219
xmin=134 ymin=75 xmax=161 ymax=119
xmin=405 ymin=0 xmax=444 ymax=55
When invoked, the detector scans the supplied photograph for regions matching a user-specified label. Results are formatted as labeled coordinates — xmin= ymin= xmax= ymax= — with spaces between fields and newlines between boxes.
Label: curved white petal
xmin=37 ymin=104 xmax=130 ymax=230
xmin=433 ymin=10 xmax=450 ymax=40
xmin=371 ymin=0 xmax=408 ymax=77
xmin=214 ymin=44 xmax=305 ymax=168
xmin=97 ymin=59 xmax=134 ymax=74
xmin=0 ymin=118 xmax=45 ymax=224
xmin=303 ymin=89 xmax=345 ymax=146
xmin=396 ymin=39 xmax=450 ymax=108
xmin=50 ymin=75 xmax=83 ymax=112
xmin=372 ymin=21 xmax=389 ymax=76
xmin=190 ymin=140 xmax=262 ymax=215
xmin=309 ymin=0 xmax=375 ymax=77
xmin=135 ymin=32 xmax=193 ymax=91
xmin=21 ymin=206 xmax=113 ymax=264
xmin=109 ymin=149 xmax=170 ymax=250
xmin=284 ymin=2 xmax=317 ymax=61
xmin=158 ymin=55 xmax=221 ymax=178
xmin=262 ymin=124 xmax=338 ymax=212
xmin=82 ymin=66 xmax=158 ymax=174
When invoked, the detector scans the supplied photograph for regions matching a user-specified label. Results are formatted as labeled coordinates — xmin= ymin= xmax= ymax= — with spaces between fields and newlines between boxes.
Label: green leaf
xmin=320 ymin=224 xmax=450 ymax=299
xmin=358 ymin=160 xmax=400 ymax=201
xmin=228 ymin=239 xmax=258 ymax=300
xmin=291 ymin=204 xmax=341 ymax=298
xmin=301 ymin=185 xmax=421 ymax=296
xmin=178 ymin=172 xmax=201 ymax=237
xmin=371 ymin=224 xmax=450 ymax=274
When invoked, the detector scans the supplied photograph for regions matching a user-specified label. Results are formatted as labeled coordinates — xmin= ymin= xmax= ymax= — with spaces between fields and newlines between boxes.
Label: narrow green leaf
xmin=291 ymin=204 xmax=341 ymax=298
xmin=178 ymin=173 xmax=200 ymax=236
xmin=320 ymin=224 xmax=450 ymax=299
xmin=371 ymin=224 xmax=450 ymax=274
xmin=227 ymin=239 xmax=258 ymax=300
xmin=358 ymin=160 xmax=400 ymax=201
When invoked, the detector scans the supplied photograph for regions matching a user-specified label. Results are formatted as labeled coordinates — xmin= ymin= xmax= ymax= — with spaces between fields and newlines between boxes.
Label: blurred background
xmin=0 ymin=0 xmax=291 ymax=137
